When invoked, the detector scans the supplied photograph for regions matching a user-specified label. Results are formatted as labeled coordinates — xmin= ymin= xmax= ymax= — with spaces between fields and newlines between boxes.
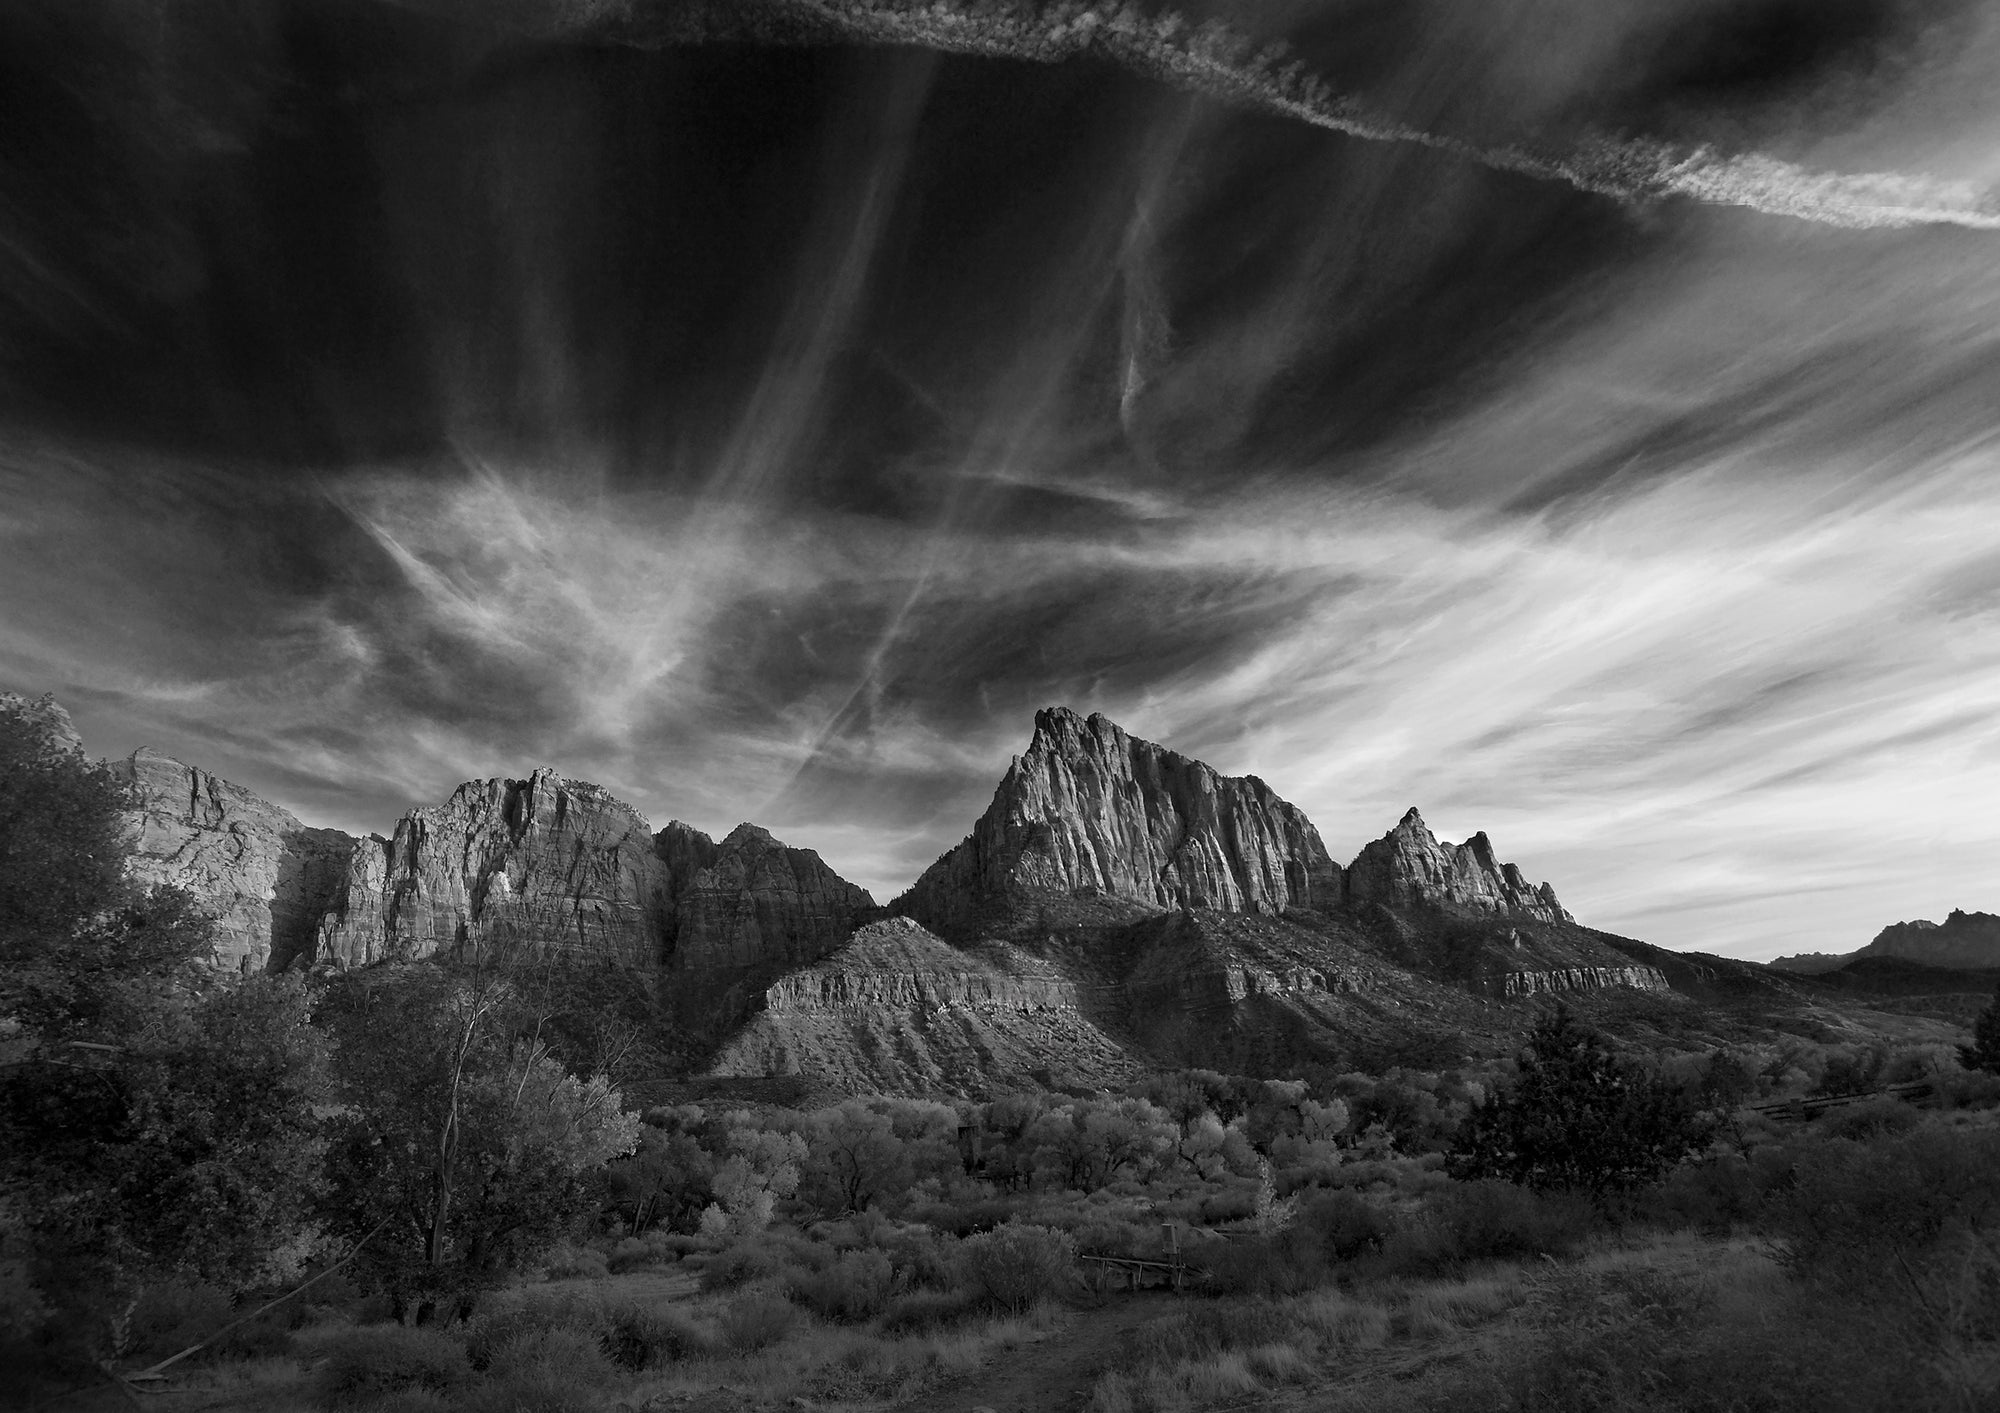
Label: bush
xmin=1198 ymin=1227 xmax=1328 ymax=1297
xmin=1433 ymin=1180 xmax=1588 ymax=1262
xmin=454 ymin=1371 xmax=606 ymax=1413
xmin=718 ymin=1292 xmax=798 ymax=1351
xmin=464 ymin=1301 xmax=594 ymax=1372
xmin=1775 ymin=1124 xmax=2000 ymax=1286
xmin=877 ymin=1224 xmax=960 ymax=1289
xmin=313 ymin=1325 xmax=469 ymax=1408
xmin=877 ymin=1286 xmax=983 ymax=1334
xmin=789 ymin=1248 xmax=894 ymax=1322
xmin=1298 ymin=1191 xmax=1392 ymax=1260
xmin=1816 ymin=1095 xmax=1922 ymax=1141
xmin=600 ymin=1300 xmax=711 ymax=1369
xmin=958 ymin=1222 xmax=1077 ymax=1314
xmin=699 ymin=1231 xmax=821 ymax=1292
xmin=484 ymin=1325 xmax=617 ymax=1384
xmin=606 ymin=1233 xmax=679 ymax=1273
xmin=539 ymin=1244 xmax=609 ymax=1280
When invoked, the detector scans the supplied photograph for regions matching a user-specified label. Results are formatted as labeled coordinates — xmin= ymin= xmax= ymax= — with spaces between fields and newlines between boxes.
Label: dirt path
xmin=900 ymin=1292 xmax=1183 ymax=1413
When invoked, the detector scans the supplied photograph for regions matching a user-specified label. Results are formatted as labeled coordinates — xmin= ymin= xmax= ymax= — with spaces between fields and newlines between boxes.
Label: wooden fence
xmin=1740 ymin=1078 xmax=1932 ymax=1122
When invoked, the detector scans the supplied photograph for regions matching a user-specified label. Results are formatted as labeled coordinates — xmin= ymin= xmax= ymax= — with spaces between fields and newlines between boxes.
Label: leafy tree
xmin=1448 ymin=1005 xmax=1713 ymax=1197
xmin=321 ymin=969 xmax=639 ymax=1320
xmin=798 ymin=1100 xmax=909 ymax=1215
xmin=1959 ymin=982 xmax=2000 ymax=1075
xmin=0 ymin=705 xmax=332 ymax=1368
xmin=607 ymin=1110 xmax=716 ymax=1234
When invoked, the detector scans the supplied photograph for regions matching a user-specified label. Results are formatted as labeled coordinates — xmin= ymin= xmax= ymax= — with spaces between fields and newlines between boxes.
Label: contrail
xmin=521 ymin=0 xmax=2000 ymax=232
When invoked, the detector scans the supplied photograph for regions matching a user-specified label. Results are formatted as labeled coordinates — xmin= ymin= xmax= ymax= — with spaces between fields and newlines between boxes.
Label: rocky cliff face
xmin=311 ymin=769 xmax=675 ymax=969
xmin=1345 ymin=808 xmax=1571 ymax=924
xmin=307 ymin=786 xmax=875 ymax=982
xmin=115 ymin=747 xmax=357 ymax=975
xmin=899 ymin=707 xmax=1344 ymax=935
xmin=667 ymin=823 xmax=875 ymax=975
xmin=1498 ymin=965 xmax=1668 ymax=996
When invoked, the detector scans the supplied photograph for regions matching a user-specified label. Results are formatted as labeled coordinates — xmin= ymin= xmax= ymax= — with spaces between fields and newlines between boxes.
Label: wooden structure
xmin=1741 ymin=1079 xmax=1932 ymax=1123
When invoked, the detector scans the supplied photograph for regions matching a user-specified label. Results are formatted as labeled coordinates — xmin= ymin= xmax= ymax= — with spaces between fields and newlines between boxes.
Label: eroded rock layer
xmin=900 ymin=707 xmax=1344 ymax=935
xmin=708 ymin=917 xmax=1134 ymax=1095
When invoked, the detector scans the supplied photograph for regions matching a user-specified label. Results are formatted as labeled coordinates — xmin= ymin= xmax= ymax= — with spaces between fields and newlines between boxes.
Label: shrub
xmin=877 ymin=1286 xmax=983 ymax=1334
xmin=600 ymin=1300 xmax=711 ymax=1369
xmin=958 ymin=1222 xmax=1077 ymax=1314
xmin=699 ymin=1231 xmax=820 ymax=1291
xmin=1775 ymin=1123 xmax=2000 ymax=1287
xmin=606 ymin=1233 xmax=678 ymax=1273
xmin=484 ymin=1325 xmax=617 ymax=1384
xmin=454 ymin=1371 xmax=606 ymax=1413
xmin=1816 ymin=1095 xmax=1922 ymax=1141
xmin=464 ymin=1300 xmax=595 ymax=1371
xmin=1198 ymin=1227 xmax=1328 ymax=1297
xmin=1433 ymin=1179 xmax=1588 ymax=1262
xmin=1652 ymin=1154 xmax=1762 ymax=1233
xmin=718 ymin=1292 xmax=798 ymax=1351
xmin=1298 ymin=1190 xmax=1392 ymax=1260
xmin=539 ymin=1244 xmax=609 ymax=1280
xmin=789 ymin=1248 xmax=894 ymax=1322
xmin=313 ymin=1325 xmax=469 ymax=1408
xmin=878 ymin=1224 xmax=960 ymax=1289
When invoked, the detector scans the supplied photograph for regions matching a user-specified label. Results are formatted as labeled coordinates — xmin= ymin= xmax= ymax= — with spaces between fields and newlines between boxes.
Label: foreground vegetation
xmin=4 ymin=699 xmax=2000 ymax=1412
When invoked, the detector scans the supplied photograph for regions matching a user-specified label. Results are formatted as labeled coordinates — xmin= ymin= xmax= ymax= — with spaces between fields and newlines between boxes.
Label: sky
xmin=4 ymin=0 xmax=2000 ymax=961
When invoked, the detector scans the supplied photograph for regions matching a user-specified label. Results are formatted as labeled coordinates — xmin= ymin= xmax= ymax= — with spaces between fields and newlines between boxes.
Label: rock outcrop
xmin=306 ymin=785 xmax=876 ymax=981
xmin=708 ymin=917 xmax=1134 ymax=1095
xmin=1345 ymin=808 xmax=1571 ymax=924
xmin=899 ymin=707 xmax=1344 ymax=935
xmin=1498 ymin=965 xmax=1669 ymax=997
xmin=311 ymin=769 xmax=675 ymax=969
xmin=666 ymin=823 xmax=876 ymax=975
xmin=115 ymin=747 xmax=357 ymax=974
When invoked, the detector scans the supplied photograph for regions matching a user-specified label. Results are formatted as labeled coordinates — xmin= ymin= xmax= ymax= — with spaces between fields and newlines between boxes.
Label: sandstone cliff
xmin=1345 ymin=808 xmax=1571 ymax=924
xmin=311 ymin=768 xmax=674 ymax=969
xmin=115 ymin=747 xmax=357 ymax=974
xmin=898 ymin=707 xmax=1343 ymax=935
xmin=666 ymin=822 xmax=875 ymax=975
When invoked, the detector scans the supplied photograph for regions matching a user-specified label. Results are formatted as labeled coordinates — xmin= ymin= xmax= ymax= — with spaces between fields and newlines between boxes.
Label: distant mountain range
xmin=4 ymin=691 xmax=1965 ymax=1092
xmin=1770 ymin=910 xmax=2000 ymax=975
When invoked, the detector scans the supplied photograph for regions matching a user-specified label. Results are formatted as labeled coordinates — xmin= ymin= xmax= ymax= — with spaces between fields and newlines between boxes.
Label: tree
xmin=0 ymin=704 xmax=331 ymax=1362
xmin=1448 ymin=1005 xmax=1713 ymax=1198
xmin=798 ymin=1101 xmax=908 ymax=1215
xmin=321 ymin=969 xmax=639 ymax=1320
xmin=1958 ymin=982 xmax=2000 ymax=1074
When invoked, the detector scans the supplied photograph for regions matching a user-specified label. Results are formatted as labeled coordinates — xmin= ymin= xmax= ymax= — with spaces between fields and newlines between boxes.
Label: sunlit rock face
xmin=313 ymin=768 xmax=673 ymax=969
xmin=709 ymin=916 xmax=1134 ymax=1096
xmin=665 ymin=822 xmax=876 ymax=975
xmin=115 ymin=747 xmax=356 ymax=975
xmin=1345 ymin=808 xmax=1572 ymax=924
xmin=305 ymin=785 xmax=876 ymax=981
xmin=1499 ymin=965 xmax=1668 ymax=996
xmin=899 ymin=706 xmax=1345 ymax=935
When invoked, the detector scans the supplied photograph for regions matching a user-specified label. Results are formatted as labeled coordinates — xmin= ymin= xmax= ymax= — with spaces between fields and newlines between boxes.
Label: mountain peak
xmin=900 ymin=709 xmax=1342 ymax=935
